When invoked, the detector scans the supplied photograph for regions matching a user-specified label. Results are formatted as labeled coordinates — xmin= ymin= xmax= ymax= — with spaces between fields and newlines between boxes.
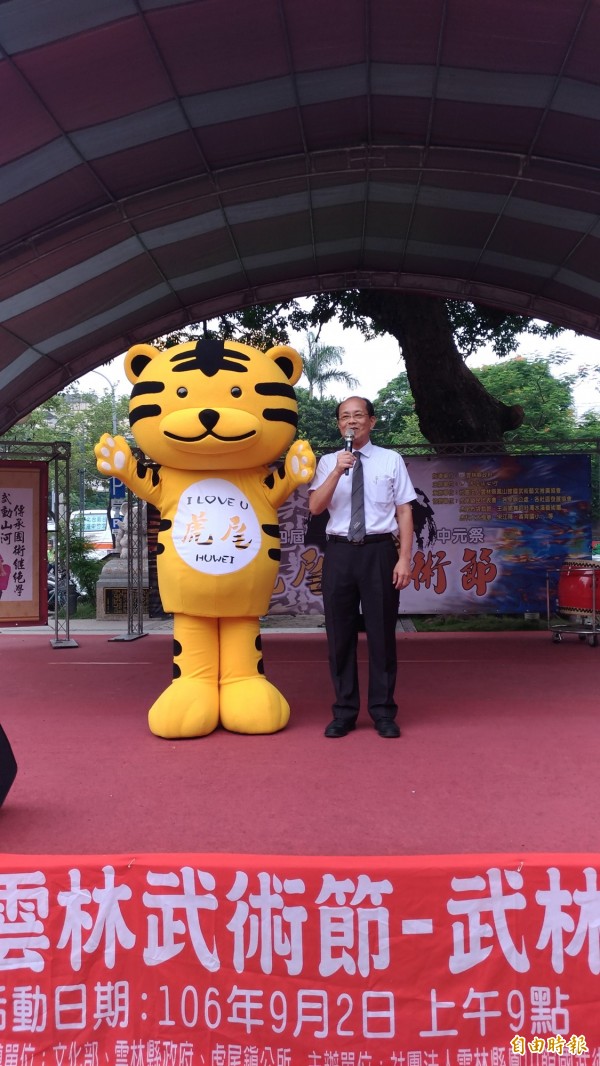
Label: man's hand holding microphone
xmin=338 ymin=426 xmax=355 ymax=475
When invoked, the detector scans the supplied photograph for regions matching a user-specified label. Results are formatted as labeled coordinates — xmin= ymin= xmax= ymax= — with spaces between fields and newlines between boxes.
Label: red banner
xmin=1 ymin=852 xmax=599 ymax=1063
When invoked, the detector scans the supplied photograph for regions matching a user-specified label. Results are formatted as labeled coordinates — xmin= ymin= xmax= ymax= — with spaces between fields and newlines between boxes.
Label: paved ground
xmin=0 ymin=612 xmax=417 ymax=637
xmin=0 ymin=612 xmax=326 ymax=637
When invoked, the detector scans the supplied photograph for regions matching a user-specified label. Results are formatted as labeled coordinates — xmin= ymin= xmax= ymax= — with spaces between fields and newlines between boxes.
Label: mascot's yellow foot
xmin=219 ymin=678 xmax=290 ymax=735
xmin=148 ymin=679 xmax=220 ymax=739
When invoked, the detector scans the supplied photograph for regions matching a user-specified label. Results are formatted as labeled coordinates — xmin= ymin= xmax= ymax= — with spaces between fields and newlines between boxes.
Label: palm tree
xmin=300 ymin=331 xmax=358 ymax=399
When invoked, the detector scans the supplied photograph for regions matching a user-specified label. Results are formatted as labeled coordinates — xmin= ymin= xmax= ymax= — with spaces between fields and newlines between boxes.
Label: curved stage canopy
xmin=2 ymin=0 xmax=600 ymax=432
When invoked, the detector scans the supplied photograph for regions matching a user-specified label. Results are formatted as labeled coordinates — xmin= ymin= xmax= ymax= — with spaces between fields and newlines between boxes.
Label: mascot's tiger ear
xmin=124 ymin=343 xmax=160 ymax=384
xmin=264 ymin=345 xmax=303 ymax=386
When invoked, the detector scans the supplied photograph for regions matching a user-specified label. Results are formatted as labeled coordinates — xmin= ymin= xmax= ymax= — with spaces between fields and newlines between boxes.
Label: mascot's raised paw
xmin=285 ymin=439 xmax=316 ymax=488
xmin=94 ymin=434 xmax=133 ymax=478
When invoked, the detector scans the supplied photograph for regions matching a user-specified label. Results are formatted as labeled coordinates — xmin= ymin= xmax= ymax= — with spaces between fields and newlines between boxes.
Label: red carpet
xmin=2 ymin=629 xmax=598 ymax=857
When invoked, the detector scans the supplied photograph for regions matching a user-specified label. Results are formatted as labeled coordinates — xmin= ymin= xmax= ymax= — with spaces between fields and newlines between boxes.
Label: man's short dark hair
xmin=335 ymin=397 xmax=375 ymax=419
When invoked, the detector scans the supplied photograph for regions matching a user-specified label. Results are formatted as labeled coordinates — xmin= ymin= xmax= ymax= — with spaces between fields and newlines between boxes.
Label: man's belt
xmin=326 ymin=533 xmax=395 ymax=545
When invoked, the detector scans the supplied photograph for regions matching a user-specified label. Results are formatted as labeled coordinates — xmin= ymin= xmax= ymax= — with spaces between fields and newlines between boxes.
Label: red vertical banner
xmin=0 ymin=852 xmax=599 ymax=1061
xmin=0 ymin=461 xmax=48 ymax=625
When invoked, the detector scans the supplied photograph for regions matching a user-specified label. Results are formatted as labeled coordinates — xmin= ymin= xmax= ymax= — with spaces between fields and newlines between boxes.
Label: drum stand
xmin=546 ymin=567 xmax=599 ymax=646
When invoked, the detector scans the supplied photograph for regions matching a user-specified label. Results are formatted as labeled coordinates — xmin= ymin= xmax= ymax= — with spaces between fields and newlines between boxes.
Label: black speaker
xmin=0 ymin=726 xmax=17 ymax=808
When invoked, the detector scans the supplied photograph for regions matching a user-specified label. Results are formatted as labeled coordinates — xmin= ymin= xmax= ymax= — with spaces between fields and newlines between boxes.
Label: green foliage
xmin=445 ymin=302 xmax=564 ymax=359
xmin=371 ymin=355 xmax=590 ymax=443
xmin=413 ymin=614 xmax=547 ymax=632
xmin=296 ymin=391 xmax=341 ymax=454
xmin=49 ymin=523 xmax=103 ymax=609
xmin=383 ymin=412 xmax=428 ymax=448
xmin=1 ymin=384 xmax=130 ymax=511
xmin=296 ymin=381 xmax=427 ymax=453
xmin=67 ymin=532 xmax=104 ymax=601
xmin=300 ymin=291 xmax=566 ymax=360
xmin=71 ymin=598 xmax=97 ymax=619
xmin=156 ymin=301 xmax=305 ymax=351
xmin=573 ymin=410 xmax=600 ymax=524
xmin=305 ymin=292 xmax=383 ymax=341
xmin=576 ymin=409 xmax=600 ymax=436
xmin=372 ymin=373 xmax=427 ymax=446
xmin=370 ymin=355 xmax=600 ymax=521
xmin=473 ymin=356 xmax=577 ymax=438
xmin=298 ymin=331 xmax=358 ymax=399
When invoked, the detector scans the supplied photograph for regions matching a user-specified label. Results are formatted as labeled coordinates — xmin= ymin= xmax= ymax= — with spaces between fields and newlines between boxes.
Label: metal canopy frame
xmin=3 ymin=1 xmax=600 ymax=434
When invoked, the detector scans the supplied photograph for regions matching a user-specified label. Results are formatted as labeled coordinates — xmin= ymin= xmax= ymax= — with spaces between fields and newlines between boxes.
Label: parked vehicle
xmin=70 ymin=510 xmax=115 ymax=559
xmin=47 ymin=563 xmax=79 ymax=614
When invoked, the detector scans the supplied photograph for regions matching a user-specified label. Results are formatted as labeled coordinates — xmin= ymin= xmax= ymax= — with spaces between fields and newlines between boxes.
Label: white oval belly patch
xmin=172 ymin=478 xmax=261 ymax=575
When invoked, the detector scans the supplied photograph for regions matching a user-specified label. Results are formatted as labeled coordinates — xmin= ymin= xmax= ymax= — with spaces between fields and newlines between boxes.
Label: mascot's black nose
xmin=199 ymin=410 xmax=220 ymax=431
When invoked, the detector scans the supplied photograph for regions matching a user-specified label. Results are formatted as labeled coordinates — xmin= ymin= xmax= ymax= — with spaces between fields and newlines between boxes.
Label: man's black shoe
xmin=324 ymin=719 xmax=356 ymax=738
xmin=375 ymin=719 xmax=400 ymax=738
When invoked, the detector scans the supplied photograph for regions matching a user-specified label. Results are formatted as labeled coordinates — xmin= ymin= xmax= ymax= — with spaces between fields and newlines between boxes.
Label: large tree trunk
xmin=347 ymin=291 xmax=524 ymax=445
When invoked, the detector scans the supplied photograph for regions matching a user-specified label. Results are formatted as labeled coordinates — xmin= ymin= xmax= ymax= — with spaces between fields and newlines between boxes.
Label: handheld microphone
xmin=343 ymin=428 xmax=354 ymax=475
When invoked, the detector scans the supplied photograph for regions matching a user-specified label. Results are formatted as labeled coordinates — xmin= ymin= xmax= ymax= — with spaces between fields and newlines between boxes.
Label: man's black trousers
xmin=322 ymin=537 xmax=400 ymax=723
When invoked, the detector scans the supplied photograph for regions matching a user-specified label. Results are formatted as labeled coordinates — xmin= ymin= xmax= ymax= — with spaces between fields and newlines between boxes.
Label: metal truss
xmin=0 ymin=439 xmax=78 ymax=647
xmin=397 ymin=437 xmax=600 ymax=457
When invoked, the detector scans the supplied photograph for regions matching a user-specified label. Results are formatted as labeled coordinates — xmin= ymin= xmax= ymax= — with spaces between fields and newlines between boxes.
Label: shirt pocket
xmin=373 ymin=476 xmax=394 ymax=508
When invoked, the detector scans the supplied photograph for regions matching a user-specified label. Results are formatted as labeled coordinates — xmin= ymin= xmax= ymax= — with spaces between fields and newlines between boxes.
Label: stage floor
xmin=2 ymin=629 xmax=598 ymax=856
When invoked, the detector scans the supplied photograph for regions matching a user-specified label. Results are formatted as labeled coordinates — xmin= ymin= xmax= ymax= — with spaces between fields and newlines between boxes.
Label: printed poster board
xmin=271 ymin=454 xmax=592 ymax=616
xmin=0 ymin=460 xmax=48 ymax=625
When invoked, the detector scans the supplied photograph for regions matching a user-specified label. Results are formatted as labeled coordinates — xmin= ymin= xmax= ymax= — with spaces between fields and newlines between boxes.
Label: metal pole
xmin=90 ymin=368 xmax=118 ymax=543
xmin=109 ymin=488 xmax=147 ymax=642
xmin=90 ymin=369 xmax=117 ymax=434
xmin=50 ymin=443 xmax=78 ymax=648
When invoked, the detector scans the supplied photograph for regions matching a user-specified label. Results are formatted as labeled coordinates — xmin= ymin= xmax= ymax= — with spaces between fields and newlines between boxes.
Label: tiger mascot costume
xmin=95 ymin=338 xmax=315 ymax=739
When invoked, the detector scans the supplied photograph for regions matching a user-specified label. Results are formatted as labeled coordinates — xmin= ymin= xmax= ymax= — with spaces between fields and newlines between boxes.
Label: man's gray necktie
xmin=349 ymin=452 xmax=366 ymax=542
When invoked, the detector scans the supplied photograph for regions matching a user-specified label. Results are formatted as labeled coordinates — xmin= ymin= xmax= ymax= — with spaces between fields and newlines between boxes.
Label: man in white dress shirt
xmin=308 ymin=396 xmax=415 ymax=738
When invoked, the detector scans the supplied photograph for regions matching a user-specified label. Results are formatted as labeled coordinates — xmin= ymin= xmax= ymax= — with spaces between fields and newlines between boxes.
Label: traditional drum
xmin=557 ymin=558 xmax=600 ymax=617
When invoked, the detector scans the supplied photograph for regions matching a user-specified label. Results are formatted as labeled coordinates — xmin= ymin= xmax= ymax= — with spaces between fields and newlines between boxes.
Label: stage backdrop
xmin=272 ymin=454 xmax=592 ymax=615
xmin=1 ymin=852 xmax=598 ymax=1061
